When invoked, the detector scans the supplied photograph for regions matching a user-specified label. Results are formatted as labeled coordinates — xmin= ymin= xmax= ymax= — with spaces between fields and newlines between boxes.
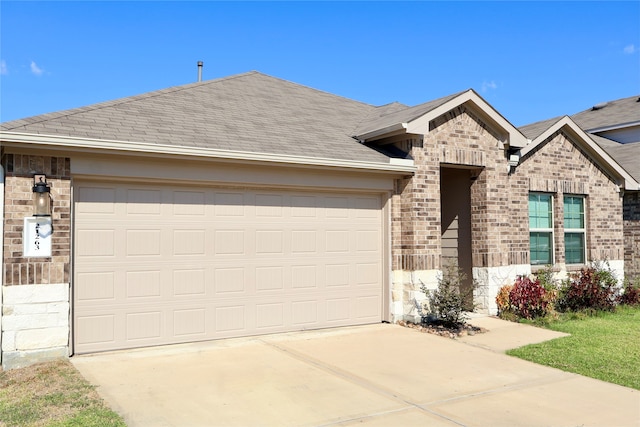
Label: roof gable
xmin=519 ymin=116 xmax=639 ymax=190
xmin=354 ymin=89 xmax=528 ymax=148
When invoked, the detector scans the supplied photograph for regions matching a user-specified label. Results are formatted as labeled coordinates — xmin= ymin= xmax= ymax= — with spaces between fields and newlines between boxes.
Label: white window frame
xmin=529 ymin=193 xmax=554 ymax=266
xmin=563 ymin=195 xmax=586 ymax=265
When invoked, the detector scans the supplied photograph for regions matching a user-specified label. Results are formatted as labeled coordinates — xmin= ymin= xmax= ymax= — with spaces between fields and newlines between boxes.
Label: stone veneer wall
xmin=623 ymin=192 xmax=640 ymax=279
xmin=1 ymin=153 xmax=71 ymax=369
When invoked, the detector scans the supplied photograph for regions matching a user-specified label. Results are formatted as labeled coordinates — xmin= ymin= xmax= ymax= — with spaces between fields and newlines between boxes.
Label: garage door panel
xmin=76 ymin=314 xmax=116 ymax=346
xmin=173 ymin=308 xmax=207 ymax=336
xmin=291 ymin=300 xmax=319 ymax=326
xmin=76 ymin=229 xmax=116 ymax=257
xmin=214 ymin=267 xmax=246 ymax=294
xmin=356 ymin=295 xmax=382 ymax=319
xmin=74 ymin=182 xmax=384 ymax=354
xmin=76 ymin=271 xmax=116 ymax=301
xmin=254 ymin=266 xmax=284 ymax=291
xmin=172 ymin=190 xmax=206 ymax=215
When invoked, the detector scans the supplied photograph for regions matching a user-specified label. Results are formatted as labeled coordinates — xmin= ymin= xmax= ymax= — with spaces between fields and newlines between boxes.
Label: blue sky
xmin=1 ymin=1 xmax=638 ymax=126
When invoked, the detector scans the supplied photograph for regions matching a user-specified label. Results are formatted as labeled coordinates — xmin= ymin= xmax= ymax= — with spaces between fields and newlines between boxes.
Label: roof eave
xmin=0 ymin=131 xmax=416 ymax=175
xmin=355 ymin=123 xmax=409 ymax=142
xmin=584 ymin=120 xmax=640 ymax=134
xmin=356 ymin=90 xmax=528 ymax=149
xmin=406 ymin=90 xmax=528 ymax=148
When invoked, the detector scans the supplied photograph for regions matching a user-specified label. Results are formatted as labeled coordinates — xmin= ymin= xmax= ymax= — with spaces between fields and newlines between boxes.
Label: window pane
xmin=565 ymin=232 xmax=585 ymax=264
xmin=529 ymin=194 xmax=552 ymax=229
xmin=530 ymin=232 xmax=552 ymax=265
xmin=564 ymin=196 xmax=584 ymax=229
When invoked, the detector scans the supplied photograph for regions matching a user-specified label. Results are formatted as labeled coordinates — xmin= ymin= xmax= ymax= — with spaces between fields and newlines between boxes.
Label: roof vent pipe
xmin=197 ymin=61 xmax=203 ymax=82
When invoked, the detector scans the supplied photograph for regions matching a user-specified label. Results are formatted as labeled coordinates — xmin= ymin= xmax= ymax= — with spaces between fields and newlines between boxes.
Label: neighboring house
xmin=569 ymin=96 xmax=640 ymax=279
xmin=1 ymin=71 xmax=638 ymax=369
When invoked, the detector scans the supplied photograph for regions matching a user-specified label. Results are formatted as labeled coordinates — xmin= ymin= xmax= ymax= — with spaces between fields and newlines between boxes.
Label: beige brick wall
xmin=390 ymin=118 xmax=624 ymax=275
xmin=389 ymin=105 xmax=524 ymax=271
xmin=623 ymin=192 xmax=640 ymax=279
xmin=2 ymin=153 xmax=71 ymax=286
xmin=515 ymin=130 xmax=624 ymax=267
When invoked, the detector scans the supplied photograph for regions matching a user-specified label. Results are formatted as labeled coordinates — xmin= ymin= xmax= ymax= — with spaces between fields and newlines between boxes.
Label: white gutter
xmin=0 ymin=131 xmax=416 ymax=174
xmin=356 ymin=123 xmax=408 ymax=142
xmin=585 ymin=121 xmax=640 ymax=134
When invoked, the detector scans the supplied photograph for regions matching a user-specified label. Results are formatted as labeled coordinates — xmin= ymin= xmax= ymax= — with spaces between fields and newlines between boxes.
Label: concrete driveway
xmin=72 ymin=321 xmax=640 ymax=427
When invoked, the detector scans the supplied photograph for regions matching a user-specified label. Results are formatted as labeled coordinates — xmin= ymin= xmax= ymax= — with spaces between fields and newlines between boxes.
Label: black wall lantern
xmin=33 ymin=174 xmax=51 ymax=216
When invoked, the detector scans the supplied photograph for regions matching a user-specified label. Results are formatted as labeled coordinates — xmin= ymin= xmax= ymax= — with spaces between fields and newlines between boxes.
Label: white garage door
xmin=73 ymin=181 xmax=384 ymax=354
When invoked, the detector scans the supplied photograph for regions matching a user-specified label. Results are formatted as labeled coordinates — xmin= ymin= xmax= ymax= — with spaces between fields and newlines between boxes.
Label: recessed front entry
xmin=440 ymin=167 xmax=474 ymax=310
xmin=73 ymin=181 xmax=384 ymax=354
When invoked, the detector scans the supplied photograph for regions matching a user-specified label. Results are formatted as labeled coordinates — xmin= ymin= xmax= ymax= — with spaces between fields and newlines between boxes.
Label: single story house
xmin=1 ymin=71 xmax=638 ymax=369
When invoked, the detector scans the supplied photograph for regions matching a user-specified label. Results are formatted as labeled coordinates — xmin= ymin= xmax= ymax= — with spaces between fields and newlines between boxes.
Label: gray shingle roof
xmin=603 ymin=141 xmax=640 ymax=182
xmin=1 ymin=71 xmax=392 ymax=164
xmin=570 ymin=95 xmax=640 ymax=131
xmin=588 ymin=133 xmax=640 ymax=183
xmin=353 ymin=91 xmax=465 ymax=137
xmin=569 ymin=95 xmax=640 ymax=184
xmin=518 ymin=116 xmax=564 ymax=140
xmin=589 ymin=133 xmax=625 ymax=150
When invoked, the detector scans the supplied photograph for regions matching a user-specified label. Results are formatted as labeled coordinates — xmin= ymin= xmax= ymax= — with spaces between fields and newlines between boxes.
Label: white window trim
xmin=564 ymin=195 xmax=587 ymax=265
xmin=529 ymin=193 xmax=555 ymax=266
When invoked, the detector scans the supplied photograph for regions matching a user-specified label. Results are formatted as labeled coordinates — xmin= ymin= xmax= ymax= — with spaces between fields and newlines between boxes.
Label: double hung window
xmin=564 ymin=195 xmax=585 ymax=264
xmin=529 ymin=193 xmax=553 ymax=265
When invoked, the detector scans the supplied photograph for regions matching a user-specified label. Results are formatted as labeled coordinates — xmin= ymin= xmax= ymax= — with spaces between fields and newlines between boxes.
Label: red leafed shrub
xmin=619 ymin=279 xmax=640 ymax=306
xmin=508 ymin=276 xmax=551 ymax=319
xmin=558 ymin=267 xmax=617 ymax=312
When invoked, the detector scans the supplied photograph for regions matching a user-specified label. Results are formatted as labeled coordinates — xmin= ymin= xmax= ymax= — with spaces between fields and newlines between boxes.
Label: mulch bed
xmin=398 ymin=320 xmax=488 ymax=339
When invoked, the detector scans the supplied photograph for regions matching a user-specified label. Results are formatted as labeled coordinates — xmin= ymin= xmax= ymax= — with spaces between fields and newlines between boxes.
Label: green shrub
xmin=421 ymin=263 xmax=477 ymax=327
xmin=533 ymin=265 xmax=559 ymax=292
xmin=557 ymin=266 xmax=618 ymax=312
xmin=508 ymin=276 xmax=553 ymax=319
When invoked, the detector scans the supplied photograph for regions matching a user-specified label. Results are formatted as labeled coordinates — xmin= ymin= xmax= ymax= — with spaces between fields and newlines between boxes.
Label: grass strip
xmin=0 ymin=359 xmax=126 ymax=427
xmin=507 ymin=305 xmax=640 ymax=390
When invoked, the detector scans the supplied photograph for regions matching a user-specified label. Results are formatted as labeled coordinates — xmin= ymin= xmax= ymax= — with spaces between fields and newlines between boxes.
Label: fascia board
xmin=355 ymin=123 xmax=408 ymax=142
xmin=520 ymin=117 xmax=640 ymax=191
xmin=0 ymin=131 xmax=416 ymax=175
xmin=405 ymin=90 xmax=528 ymax=148
xmin=585 ymin=121 xmax=640 ymax=134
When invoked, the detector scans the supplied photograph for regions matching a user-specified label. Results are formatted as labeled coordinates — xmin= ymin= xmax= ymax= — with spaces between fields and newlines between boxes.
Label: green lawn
xmin=507 ymin=306 xmax=640 ymax=390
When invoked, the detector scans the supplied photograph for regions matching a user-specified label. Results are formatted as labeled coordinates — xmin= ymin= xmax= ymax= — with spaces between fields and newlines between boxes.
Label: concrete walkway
xmin=460 ymin=315 xmax=570 ymax=352
xmin=72 ymin=318 xmax=640 ymax=427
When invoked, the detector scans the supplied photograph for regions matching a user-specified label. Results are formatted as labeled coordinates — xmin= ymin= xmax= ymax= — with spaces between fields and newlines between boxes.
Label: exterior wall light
xmin=33 ymin=174 xmax=51 ymax=216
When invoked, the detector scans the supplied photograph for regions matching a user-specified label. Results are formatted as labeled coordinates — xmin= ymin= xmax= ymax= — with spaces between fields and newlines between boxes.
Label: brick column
xmin=2 ymin=153 xmax=71 ymax=369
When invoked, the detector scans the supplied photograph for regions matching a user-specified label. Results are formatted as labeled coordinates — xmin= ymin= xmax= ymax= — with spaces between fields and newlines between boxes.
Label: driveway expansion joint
xmin=261 ymin=338 xmax=468 ymax=427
